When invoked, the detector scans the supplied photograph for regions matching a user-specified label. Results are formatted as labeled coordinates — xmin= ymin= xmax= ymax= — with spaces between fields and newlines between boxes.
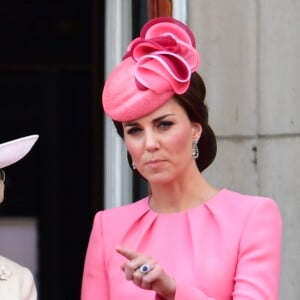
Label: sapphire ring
xmin=139 ymin=264 xmax=150 ymax=274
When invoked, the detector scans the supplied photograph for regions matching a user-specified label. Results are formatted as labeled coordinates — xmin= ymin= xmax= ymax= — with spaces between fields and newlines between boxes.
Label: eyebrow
xmin=123 ymin=113 xmax=175 ymax=127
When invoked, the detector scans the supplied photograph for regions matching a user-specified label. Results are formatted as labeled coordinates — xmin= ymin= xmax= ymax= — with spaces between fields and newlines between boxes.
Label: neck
xmin=149 ymin=171 xmax=218 ymax=213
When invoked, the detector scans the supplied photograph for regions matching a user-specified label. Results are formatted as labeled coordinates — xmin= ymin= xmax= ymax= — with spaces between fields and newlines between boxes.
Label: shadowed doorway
xmin=0 ymin=1 xmax=104 ymax=299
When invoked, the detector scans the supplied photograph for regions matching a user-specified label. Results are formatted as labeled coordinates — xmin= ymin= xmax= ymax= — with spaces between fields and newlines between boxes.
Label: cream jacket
xmin=0 ymin=256 xmax=37 ymax=300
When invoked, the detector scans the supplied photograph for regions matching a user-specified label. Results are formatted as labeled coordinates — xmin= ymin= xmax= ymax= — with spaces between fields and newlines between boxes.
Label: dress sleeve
xmin=81 ymin=212 xmax=109 ymax=300
xmin=232 ymin=198 xmax=282 ymax=299
xmin=21 ymin=267 xmax=37 ymax=300
xmin=171 ymin=198 xmax=282 ymax=300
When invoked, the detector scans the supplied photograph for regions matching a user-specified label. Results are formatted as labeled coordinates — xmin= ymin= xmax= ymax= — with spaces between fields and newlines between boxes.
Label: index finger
xmin=115 ymin=246 xmax=140 ymax=260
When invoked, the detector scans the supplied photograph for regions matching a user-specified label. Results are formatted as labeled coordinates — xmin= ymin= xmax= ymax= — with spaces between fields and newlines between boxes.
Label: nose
xmin=144 ymin=129 xmax=159 ymax=152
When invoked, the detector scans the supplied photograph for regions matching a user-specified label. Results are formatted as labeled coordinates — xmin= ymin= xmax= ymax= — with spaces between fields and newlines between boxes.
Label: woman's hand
xmin=116 ymin=246 xmax=176 ymax=300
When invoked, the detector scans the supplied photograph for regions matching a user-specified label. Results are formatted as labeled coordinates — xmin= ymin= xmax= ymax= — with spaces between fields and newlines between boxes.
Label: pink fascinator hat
xmin=0 ymin=135 xmax=39 ymax=169
xmin=102 ymin=17 xmax=201 ymax=121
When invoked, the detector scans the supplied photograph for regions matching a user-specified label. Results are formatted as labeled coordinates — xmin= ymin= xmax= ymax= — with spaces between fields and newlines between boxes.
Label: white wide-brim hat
xmin=0 ymin=135 xmax=39 ymax=169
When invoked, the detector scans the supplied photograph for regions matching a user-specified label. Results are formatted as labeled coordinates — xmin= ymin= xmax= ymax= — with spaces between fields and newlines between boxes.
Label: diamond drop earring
xmin=192 ymin=140 xmax=199 ymax=159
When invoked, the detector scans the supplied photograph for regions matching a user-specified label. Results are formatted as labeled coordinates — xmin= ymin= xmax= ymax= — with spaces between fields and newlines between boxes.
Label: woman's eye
xmin=127 ymin=127 xmax=141 ymax=135
xmin=159 ymin=121 xmax=173 ymax=129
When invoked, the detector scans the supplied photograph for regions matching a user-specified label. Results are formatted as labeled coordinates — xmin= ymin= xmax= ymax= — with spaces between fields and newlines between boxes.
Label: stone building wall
xmin=188 ymin=1 xmax=300 ymax=298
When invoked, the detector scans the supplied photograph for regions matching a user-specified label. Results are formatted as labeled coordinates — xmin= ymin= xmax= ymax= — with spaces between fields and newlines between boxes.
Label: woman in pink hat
xmin=81 ymin=17 xmax=282 ymax=300
xmin=0 ymin=135 xmax=39 ymax=300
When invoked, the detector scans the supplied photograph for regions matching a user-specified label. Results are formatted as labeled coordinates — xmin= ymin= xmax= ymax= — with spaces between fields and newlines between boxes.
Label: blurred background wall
xmin=189 ymin=1 xmax=300 ymax=299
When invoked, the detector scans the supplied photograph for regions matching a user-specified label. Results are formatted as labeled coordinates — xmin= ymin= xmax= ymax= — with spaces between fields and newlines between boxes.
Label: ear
xmin=191 ymin=122 xmax=202 ymax=141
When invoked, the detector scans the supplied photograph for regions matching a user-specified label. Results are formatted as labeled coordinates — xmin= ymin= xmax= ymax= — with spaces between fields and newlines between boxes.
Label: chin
xmin=146 ymin=173 xmax=174 ymax=185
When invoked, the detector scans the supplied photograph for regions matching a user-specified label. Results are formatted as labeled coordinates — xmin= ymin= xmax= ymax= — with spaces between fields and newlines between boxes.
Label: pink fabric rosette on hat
xmin=102 ymin=17 xmax=200 ymax=121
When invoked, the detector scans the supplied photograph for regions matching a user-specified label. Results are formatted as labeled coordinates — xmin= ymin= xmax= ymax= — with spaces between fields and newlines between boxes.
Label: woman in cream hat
xmin=0 ymin=135 xmax=39 ymax=300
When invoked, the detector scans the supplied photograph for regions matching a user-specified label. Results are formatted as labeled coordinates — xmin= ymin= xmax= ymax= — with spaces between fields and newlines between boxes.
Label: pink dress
xmin=81 ymin=189 xmax=282 ymax=299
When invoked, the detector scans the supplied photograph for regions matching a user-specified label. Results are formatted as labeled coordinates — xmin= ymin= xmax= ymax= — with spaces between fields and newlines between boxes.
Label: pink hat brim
xmin=102 ymin=58 xmax=174 ymax=121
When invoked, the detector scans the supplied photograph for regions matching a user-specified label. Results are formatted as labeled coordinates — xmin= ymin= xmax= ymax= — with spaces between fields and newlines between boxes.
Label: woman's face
xmin=123 ymin=98 xmax=201 ymax=184
xmin=0 ymin=169 xmax=4 ymax=203
xmin=0 ymin=180 xmax=4 ymax=204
